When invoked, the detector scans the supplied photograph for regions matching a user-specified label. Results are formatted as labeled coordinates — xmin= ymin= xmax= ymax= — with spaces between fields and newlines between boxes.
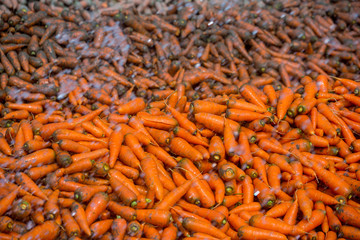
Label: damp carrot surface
xmin=0 ymin=0 xmax=360 ymax=239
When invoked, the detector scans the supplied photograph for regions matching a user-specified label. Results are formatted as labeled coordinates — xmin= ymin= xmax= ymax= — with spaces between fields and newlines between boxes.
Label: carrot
xmin=19 ymin=220 xmax=59 ymax=240
xmin=5 ymin=102 xmax=42 ymax=114
xmin=3 ymin=109 xmax=29 ymax=120
xmin=265 ymin=201 xmax=292 ymax=218
xmin=146 ymin=127 xmax=171 ymax=146
xmin=335 ymin=204 xmax=360 ymax=228
xmin=296 ymin=209 xmax=326 ymax=232
xmin=90 ymin=219 xmax=113 ymax=238
xmin=124 ymin=133 xmax=147 ymax=160
xmin=161 ymin=224 xmax=177 ymax=240
xmin=173 ymin=126 xmax=208 ymax=147
xmin=312 ymin=163 xmax=352 ymax=198
xmin=26 ymin=163 xmax=58 ymax=181
xmin=0 ymin=187 xmax=18 ymax=216
xmin=259 ymin=138 xmax=290 ymax=155
xmin=109 ymin=176 xmax=137 ymax=207
xmin=182 ymin=217 xmax=229 ymax=239
xmin=13 ymin=127 xmax=25 ymax=157
xmin=297 ymin=189 xmax=313 ymax=221
xmin=283 ymin=198 xmax=299 ymax=226
xmin=202 ymin=172 xmax=225 ymax=205
xmin=252 ymin=178 xmax=276 ymax=208
xmin=69 ymin=105 xmax=109 ymax=126
xmin=112 ymin=218 xmax=127 ymax=240
xmin=228 ymin=98 xmax=268 ymax=113
xmin=43 ymin=189 xmax=59 ymax=221
xmin=177 ymin=200 xmax=226 ymax=227
xmin=166 ymin=105 xmax=197 ymax=134
xmin=0 ymin=133 xmax=11 ymax=155
xmin=190 ymin=100 xmax=227 ymax=115
xmin=306 ymin=188 xmax=339 ymax=205
xmin=236 ymin=131 xmax=253 ymax=167
xmin=137 ymin=112 xmax=178 ymax=130
xmin=52 ymin=129 xmax=105 ymax=143
xmin=71 ymin=202 xmax=91 ymax=236
xmin=114 ymin=163 xmax=139 ymax=179
xmin=195 ymin=112 xmax=240 ymax=136
xmin=15 ymin=172 xmax=47 ymax=200
xmin=136 ymin=209 xmax=171 ymax=227
xmin=145 ymin=145 xmax=177 ymax=168
xmin=325 ymin=206 xmax=342 ymax=232
xmin=107 ymin=201 xmax=137 ymax=221
xmin=169 ymin=137 xmax=203 ymax=162
xmin=338 ymin=225 xmax=360 ymax=240
xmin=250 ymin=214 xmax=306 ymax=236
xmin=57 ymin=139 xmax=90 ymax=153
xmin=108 ymin=128 xmax=124 ymax=168
xmin=109 ymin=169 xmax=140 ymax=197
xmin=85 ymin=192 xmax=109 ymax=225
xmin=207 ymin=135 xmax=225 ymax=162
xmin=141 ymin=155 xmax=164 ymax=201
xmin=240 ymin=85 xmax=267 ymax=111
xmin=116 ymin=146 xmax=140 ymax=169
xmin=61 ymin=208 xmax=80 ymax=238
xmin=230 ymin=202 xmax=261 ymax=215
xmin=74 ymin=184 xmax=108 ymax=203
xmin=177 ymin=158 xmax=215 ymax=208
xmin=117 ymin=98 xmax=145 ymax=115
xmin=295 ymin=115 xmax=315 ymax=135
xmin=226 ymin=108 xmax=267 ymax=122
xmin=277 ymin=87 xmax=294 ymax=121
xmin=238 ymin=225 xmax=287 ymax=240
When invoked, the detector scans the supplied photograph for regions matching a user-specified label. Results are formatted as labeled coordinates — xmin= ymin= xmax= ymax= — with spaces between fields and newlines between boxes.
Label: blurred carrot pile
xmin=0 ymin=0 xmax=360 ymax=239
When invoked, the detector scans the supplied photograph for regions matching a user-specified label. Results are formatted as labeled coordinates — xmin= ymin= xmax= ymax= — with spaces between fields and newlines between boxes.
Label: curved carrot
xmin=296 ymin=209 xmax=326 ymax=232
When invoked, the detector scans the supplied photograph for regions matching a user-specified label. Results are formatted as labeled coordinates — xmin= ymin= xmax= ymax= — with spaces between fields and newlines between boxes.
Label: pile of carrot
xmin=0 ymin=0 xmax=360 ymax=239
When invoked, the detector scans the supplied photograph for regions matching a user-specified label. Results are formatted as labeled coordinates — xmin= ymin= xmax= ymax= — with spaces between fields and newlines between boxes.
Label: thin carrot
xmin=238 ymin=225 xmax=287 ymax=240
xmin=15 ymin=172 xmax=48 ymax=200
xmin=71 ymin=202 xmax=91 ymax=236
xmin=108 ymin=128 xmax=124 ymax=168
xmin=182 ymin=217 xmax=228 ymax=239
